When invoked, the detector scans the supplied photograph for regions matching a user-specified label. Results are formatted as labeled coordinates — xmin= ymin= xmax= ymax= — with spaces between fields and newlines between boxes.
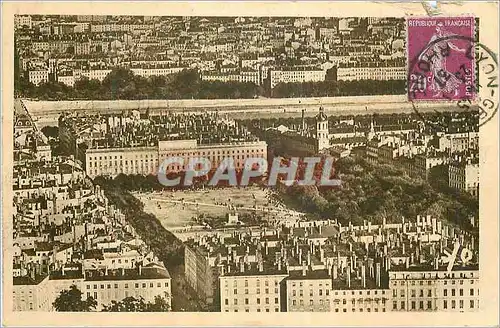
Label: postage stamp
xmin=407 ymin=16 xmax=476 ymax=101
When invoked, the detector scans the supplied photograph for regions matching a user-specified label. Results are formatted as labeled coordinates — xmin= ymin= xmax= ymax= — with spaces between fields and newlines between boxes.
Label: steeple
xmin=315 ymin=106 xmax=329 ymax=152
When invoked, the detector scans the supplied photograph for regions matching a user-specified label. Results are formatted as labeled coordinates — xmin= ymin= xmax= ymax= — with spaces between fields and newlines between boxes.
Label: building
xmin=85 ymin=139 xmax=267 ymax=178
xmin=15 ymin=15 xmax=32 ymax=29
xmin=220 ymin=267 xmax=288 ymax=312
xmin=201 ymin=70 xmax=261 ymax=85
xmin=449 ymin=158 xmax=479 ymax=197
xmin=336 ymin=64 xmax=406 ymax=81
xmin=389 ymin=265 xmax=479 ymax=312
xmin=315 ymin=107 xmax=330 ymax=152
xmin=28 ymin=69 xmax=49 ymax=86
xmin=13 ymin=274 xmax=52 ymax=311
xmin=269 ymin=67 xmax=326 ymax=89
xmin=286 ymin=269 xmax=332 ymax=312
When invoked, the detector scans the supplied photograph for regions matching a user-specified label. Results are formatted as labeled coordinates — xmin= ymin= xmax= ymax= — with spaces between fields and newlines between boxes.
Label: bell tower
xmin=315 ymin=106 xmax=329 ymax=152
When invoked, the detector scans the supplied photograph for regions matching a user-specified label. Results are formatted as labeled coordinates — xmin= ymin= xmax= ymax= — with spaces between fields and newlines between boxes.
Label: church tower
xmin=315 ymin=106 xmax=329 ymax=152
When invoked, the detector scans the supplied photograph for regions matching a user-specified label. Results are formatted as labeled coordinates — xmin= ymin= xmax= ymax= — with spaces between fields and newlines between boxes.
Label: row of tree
xmin=53 ymin=285 xmax=170 ymax=312
xmin=93 ymin=175 xmax=185 ymax=267
xmin=271 ymin=79 xmax=406 ymax=98
xmin=15 ymin=68 xmax=262 ymax=100
xmin=16 ymin=67 xmax=406 ymax=100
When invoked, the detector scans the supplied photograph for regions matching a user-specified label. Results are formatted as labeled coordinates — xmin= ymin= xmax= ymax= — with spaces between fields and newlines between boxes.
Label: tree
xmin=102 ymin=296 xmax=170 ymax=312
xmin=41 ymin=126 xmax=59 ymax=139
xmin=53 ymin=285 xmax=97 ymax=312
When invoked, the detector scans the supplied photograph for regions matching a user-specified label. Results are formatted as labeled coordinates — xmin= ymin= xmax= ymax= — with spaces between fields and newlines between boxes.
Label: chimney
xmin=138 ymin=263 xmax=142 ymax=275
xmin=402 ymin=243 xmax=406 ymax=254
xmin=375 ymin=262 xmax=381 ymax=287
xmin=221 ymin=265 xmax=225 ymax=276
xmin=240 ymin=260 xmax=245 ymax=273
xmin=307 ymin=252 xmax=311 ymax=266
xmin=320 ymin=248 xmax=325 ymax=263
xmin=346 ymin=266 xmax=351 ymax=288
xmin=277 ymin=260 xmax=282 ymax=271
xmin=333 ymin=264 xmax=338 ymax=280
xmin=434 ymin=256 xmax=439 ymax=270
xmin=405 ymin=257 xmax=409 ymax=269
xmin=367 ymin=221 xmax=372 ymax=232
xmin=227 ymin=265 xmax=231 ymax=273
xmin=361 ymin=265 xmax=366 ymax=288
xmin=302 ymin=261 xmax=307 ymax=276
xmin=259 ymin=260 xmax=264 ymax=272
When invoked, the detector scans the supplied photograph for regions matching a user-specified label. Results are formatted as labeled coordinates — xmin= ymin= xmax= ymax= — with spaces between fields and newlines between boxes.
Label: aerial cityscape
xmin=11 ymin=14 xmax=479 ymax=314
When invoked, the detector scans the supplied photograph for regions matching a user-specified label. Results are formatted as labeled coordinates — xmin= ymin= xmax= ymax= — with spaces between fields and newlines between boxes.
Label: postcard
xmin=1 ymin=1 xmax=498 ymax=327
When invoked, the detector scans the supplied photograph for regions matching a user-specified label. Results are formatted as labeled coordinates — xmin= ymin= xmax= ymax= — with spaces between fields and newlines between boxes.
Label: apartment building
xmin=336 ymin=65 xmax=406 ymax=81
xmin=28 ymin=69 xmax=49 ymax=86
xmin=449 ymin=159 xmax=479 ymax=197
xmin=269 ymin=67 xmax=326 ymax=89
xmin=220 ymin=266 xmax=288 ymax=312
xmin=389 ymin=266 xmax=479 ymax=312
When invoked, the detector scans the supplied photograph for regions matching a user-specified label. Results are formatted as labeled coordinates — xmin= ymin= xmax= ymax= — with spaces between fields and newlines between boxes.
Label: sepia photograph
xmin=2 ymin=1 xmax=499 ymax=327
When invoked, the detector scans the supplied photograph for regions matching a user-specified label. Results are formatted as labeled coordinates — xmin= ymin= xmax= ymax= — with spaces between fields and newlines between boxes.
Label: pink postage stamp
xmin=407 ymin=16 xmax=476 ymax=101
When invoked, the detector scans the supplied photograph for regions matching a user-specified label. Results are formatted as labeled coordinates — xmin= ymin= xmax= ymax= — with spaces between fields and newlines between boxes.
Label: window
xmin=444 ymin=300 xmax=448 ymax=309
xmin=393 ymin=301 xmax=397 ymax=310
xmin=265 ymin=298 xmax=269 ymax=304
xmin=310 ymin=290 xmax=313 ymax=296
xmin=470 ymin=289 xmax=474 ymax=296
xmin=275 ymin=298 xmax=278 ymax=304
xmin=444 ymin=289 xmax=448 ymax=296
xmin=234 ymin=289 xmax=237 ymax=295
xmin=452 ymin=289 xmax=455 ymax=296
xmin=309 ymin=300 xmax=314 ymax=306
xmin=459 ymin=300 xmax=463 ymax=309
xmin=401 ymin=301 xmax=405 ymax=309
xmin=257 ymin=298 xmax=260 ymax=305
xmin=319 ymin=290 xmax=322 ymax=296
xmin=245 ymin=298 xmax=249 ymax=305
xmin=234 ymin=299 xmax=238 ymax=305
xmin=419 ymin=301 xmax=424 ymax=309
xmin=245 ymin=289 xmax=248 ymax=294
xmin=428 ymin=289 xmax=432 ymax=297
xmin=115 ymin=284 xmax=118 ymax=289
xmin=411 ymin=301 xmax=416 ymax=310
xmin=470 ymin=300 xmax=474 ymax=308
xmin=452 ymin=300 xmax=456 ymax=309
xmin=292 ymin=290 xmax=296 ymax=296
xmin=86 ymin=285 xmax=90 ymax=289
xmin=244 ymin=280 xmax=248 ymax=287
xmin=225 ymin=299 xmax=228 ymax=305
xmin=459 ymin=289 xmax=463 ymax=296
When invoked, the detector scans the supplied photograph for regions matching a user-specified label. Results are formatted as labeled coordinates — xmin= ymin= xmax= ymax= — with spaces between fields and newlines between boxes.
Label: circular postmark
xmin=409 ymin=34 xmax=498 ymax=129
